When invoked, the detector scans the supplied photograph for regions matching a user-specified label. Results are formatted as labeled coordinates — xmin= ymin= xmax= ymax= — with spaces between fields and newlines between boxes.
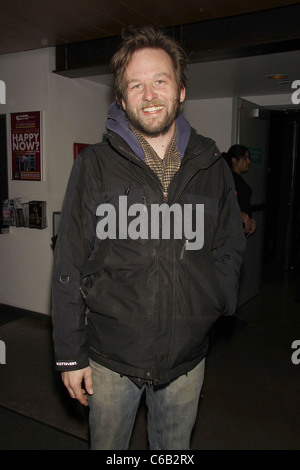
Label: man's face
xmin=121 ymin=48 xmax=185 ymax=137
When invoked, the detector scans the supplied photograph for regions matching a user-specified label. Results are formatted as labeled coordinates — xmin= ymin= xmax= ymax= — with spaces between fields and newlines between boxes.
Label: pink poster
xmin=11 ymin=111 xmax=42 ymax=181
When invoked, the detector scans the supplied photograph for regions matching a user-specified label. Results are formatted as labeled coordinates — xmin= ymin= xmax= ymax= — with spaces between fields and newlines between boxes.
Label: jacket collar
xmin=183 ymin=128 xmax=220 ymax=169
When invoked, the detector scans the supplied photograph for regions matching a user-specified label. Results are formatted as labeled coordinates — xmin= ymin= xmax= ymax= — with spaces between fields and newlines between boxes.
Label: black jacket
xmin=51 ymin=104 xmax=246 ymax=386
xmin=232 ymin=171 xmax=253 ymax=218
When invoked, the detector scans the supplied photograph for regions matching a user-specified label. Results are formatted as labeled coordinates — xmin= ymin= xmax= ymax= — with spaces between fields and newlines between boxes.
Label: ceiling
xmin=1 ymin=0 xmax=299 ymax=56
xmin=1 ymin=0 xmax=300 ymax=103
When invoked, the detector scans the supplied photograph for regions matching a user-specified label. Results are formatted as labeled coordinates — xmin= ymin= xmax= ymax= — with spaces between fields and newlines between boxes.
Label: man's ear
xmin=121 ymin=99 xmax=126 ymax=111
xmin=180 ymin=86 xmax=186 ymax=103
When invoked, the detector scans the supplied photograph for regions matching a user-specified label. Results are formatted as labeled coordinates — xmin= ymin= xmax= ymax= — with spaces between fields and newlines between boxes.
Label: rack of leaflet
xmin=1 ymin=198 xmax=47 ymax=233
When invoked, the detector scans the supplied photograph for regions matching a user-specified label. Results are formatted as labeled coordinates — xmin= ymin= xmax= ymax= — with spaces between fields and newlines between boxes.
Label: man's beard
xmin=125 ymin=95 xmax=181 ymax=138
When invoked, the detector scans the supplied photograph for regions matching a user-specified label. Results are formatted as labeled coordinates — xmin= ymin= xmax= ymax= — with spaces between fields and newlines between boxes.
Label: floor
xmin=0 ymin=264 xmax=299 ymax=450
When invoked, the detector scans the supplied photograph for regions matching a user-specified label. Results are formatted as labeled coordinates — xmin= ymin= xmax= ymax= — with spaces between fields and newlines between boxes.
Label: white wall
xmin=183 ymin=97 xmax=233 ymax=153
xmin=0 ymin=48 xmax=111 ymax=315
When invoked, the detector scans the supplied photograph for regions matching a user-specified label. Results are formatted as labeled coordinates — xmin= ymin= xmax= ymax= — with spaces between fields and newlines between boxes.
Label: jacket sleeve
xmin=212 ymin=158 xmax=246 ymax=315
xmin=51 ymin=148 xmax=99 ymax=371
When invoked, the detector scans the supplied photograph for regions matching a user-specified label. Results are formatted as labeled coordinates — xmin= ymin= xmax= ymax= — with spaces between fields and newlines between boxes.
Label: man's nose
xmin=143 ymin=84 xmax=158 ymax=101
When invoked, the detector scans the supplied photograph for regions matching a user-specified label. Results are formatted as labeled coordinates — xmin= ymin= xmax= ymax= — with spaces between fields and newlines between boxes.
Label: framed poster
xmin=11 ymin=111 xmax=42 ymax=181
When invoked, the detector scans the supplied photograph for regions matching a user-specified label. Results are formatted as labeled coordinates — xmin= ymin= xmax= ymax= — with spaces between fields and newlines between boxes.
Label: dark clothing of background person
xmin=232 ymin=170 xmax=253 ymax=218
xmin=222 ymin=144 xmax=256 ymax=238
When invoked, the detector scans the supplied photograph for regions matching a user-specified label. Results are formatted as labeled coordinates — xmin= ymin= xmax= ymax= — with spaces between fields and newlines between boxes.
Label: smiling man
xmin=52 ymin=26 xmax=246 ymax=450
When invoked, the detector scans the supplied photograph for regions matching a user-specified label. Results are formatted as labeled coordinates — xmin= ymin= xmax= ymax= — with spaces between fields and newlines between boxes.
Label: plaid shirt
xmin=132 ymin=126 xmax=181 ymax=200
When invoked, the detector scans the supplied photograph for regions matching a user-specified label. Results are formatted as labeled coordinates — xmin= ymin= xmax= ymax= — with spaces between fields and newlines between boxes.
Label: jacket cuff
xmin=55 ymin=358 xmax=90 ymax=372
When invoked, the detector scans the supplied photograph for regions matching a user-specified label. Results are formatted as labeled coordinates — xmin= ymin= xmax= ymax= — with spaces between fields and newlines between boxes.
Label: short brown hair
xmin=111 ymin=25 xmax=188 ymax=105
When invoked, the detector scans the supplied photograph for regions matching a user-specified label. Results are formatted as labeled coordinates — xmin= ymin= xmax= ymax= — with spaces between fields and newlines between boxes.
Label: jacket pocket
xmin=212 ymin=247 xmax=239 ymax=315
xmin=82 ymin=239 xmax=159 ymax=319
xmin=176 ymin=245 xmax=227 ymax=320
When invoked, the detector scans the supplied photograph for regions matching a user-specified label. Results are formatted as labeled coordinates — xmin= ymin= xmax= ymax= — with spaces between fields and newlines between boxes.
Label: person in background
xmin=222 ymin=144 xmax=256 ymax=237
xmin=213 ymin=144 xmax=257 ymax=337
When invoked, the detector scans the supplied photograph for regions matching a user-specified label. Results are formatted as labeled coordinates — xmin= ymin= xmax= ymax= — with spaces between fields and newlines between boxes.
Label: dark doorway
xmin=264 ymin=109 xmax=300 ymax=272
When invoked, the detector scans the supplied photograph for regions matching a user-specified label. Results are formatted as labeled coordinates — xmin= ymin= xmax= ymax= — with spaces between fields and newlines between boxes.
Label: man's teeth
xmin=143 ymin=106 xmax=164 ymax=113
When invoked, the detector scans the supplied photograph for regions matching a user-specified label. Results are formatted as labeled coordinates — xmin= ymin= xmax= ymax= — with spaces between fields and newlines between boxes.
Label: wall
xmin=183 ymin=97 xmax=234 ymax=153
xmin=0 ymin=48 xmax=111 ymax=315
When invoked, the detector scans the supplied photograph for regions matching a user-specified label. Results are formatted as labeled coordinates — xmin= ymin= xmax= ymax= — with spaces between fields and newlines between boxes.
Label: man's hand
xmin=61 ymin=366 xmax=94 ymax=406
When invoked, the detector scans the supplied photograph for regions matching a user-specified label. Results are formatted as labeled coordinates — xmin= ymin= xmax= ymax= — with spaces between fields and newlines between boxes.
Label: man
xmin=52 ymin=26 xmax=246 ymax=450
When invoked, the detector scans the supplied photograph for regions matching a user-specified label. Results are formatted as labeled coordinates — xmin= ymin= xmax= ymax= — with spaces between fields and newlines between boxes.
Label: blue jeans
xmin=88 ymin=358 xmax=205 ymax=450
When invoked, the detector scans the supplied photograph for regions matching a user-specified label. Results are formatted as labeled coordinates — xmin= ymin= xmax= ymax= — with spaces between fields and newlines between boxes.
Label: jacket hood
xmin=106 ymin=101 xmax=191 ymax=161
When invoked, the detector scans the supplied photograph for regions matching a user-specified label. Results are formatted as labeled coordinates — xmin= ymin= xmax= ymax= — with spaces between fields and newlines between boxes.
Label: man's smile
xmin=142 ymin=105 xmax=164 ymax=114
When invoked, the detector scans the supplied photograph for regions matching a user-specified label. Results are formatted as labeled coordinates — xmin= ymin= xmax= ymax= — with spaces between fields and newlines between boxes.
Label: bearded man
xmin=52 ymin=26 xmax=245 ymax=450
